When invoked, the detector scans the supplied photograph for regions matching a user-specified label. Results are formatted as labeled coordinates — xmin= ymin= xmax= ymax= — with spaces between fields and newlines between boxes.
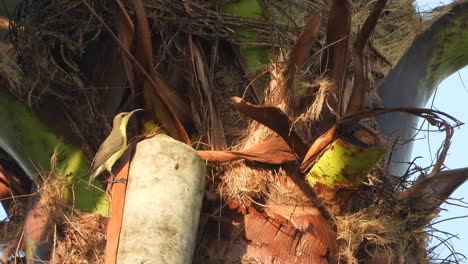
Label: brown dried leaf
xmin=230 ymin=96 xmax=308 ymax=159
xmin=355 ymin=0 xmax=388 ymax=53
xmin=189 ymin=37 xmax=227 ymax=150
xmin=132 ymin=0 xmax=190 ymax=143
xmin=321 ymin=0 xmax=351 ymax=115
xmin=347 ymin=0 xmax=388 ymax=113
xmin=287 ymin=16 xmax=322 ymax=72
xmin=105 ymin=0 xmax=190 ymax=143
xmin=300 ymin=125 xmax=336 ymax=173
xmin=397 ymin=167 xmax=468 ymax=223
xmin=131 ymin=0 xmax=153 ymax=70
xmin=397 ymin=168 xmax=468 ymax=226
xmin=284 ymin=16 xmax=322 ymax=98
xmin=197 ymin=136 xmax=296 ymax=164
xmin=112 ymin=0 xmax=136 ymax=98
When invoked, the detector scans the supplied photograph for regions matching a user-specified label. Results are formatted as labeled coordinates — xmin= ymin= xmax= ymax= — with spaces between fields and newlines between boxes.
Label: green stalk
xmin=306 ymin=126 xmax=386 ymax=187
xmin=422 ymin=8 xmax=468 ymax=94
xmin=222 ymin=0 xmax=270 ymax=74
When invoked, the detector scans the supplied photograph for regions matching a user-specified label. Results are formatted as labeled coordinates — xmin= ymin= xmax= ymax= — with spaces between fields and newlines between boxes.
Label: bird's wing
xmin=90 ymin=129 xmax=124 ymax=174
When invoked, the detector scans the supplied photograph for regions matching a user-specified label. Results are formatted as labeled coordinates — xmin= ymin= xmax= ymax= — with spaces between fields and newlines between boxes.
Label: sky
xmin=412 ymin=0 xmax=468 ymax=263
xmin=411 ymin=1 xmax=468 ymax=262
xmin=1 ymin=0 xmax=467 ymax=262
xmin=411 ymin=66 xmax=468 ymax=262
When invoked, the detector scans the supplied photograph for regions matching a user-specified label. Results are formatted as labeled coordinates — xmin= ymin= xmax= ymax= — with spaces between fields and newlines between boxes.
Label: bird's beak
xmin=128 ymin=108 xmax=144 ymax=116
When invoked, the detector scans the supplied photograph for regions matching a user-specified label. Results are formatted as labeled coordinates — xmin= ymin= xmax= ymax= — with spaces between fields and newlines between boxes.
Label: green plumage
xmin=89 ymin=109 xmax=142 ymax=184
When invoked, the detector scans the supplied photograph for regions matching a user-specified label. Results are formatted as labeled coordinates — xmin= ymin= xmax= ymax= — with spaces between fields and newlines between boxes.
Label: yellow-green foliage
xmin=222 ymin=0 xmax=270 ymax=74
xmin=306 ymin=139 xmax=385 ymax=187
xmin=0 ymin=90 xmax=108 ymax=216
xmin=424 ymin=9 xmax=468 ymax=88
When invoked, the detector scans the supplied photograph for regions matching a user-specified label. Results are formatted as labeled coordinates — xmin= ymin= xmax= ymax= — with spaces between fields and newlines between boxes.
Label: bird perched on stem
xmin=89 ymin=109 xmax=143 ymax=184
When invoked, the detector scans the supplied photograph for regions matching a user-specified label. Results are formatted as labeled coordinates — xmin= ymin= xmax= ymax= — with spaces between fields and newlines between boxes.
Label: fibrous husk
xmin=50 ymin=211 xmax=107 ymax=264
xmin=9 ymin=0 xmax=113 ymax=149
xmin=350 ymin=0 xmax=420 ymax=65
xmin=0 ymin=0 xmax=435 ymax=263
xmin=0 ymin=198 xmax=27 ymax=263
xmin=0 ymin=144 xmax=105 ymax=262
xmin=3 ymin=0 xmax=420 ymax=150
xmin=218 ymin=161 xmax=273 ymax=208
xmin=336 ymin=206 xmax=427 ymax=264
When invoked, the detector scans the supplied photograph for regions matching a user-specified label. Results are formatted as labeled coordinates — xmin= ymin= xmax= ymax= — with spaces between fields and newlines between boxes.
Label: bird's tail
xmin=88 ymin=166 xmax=103 ymax=186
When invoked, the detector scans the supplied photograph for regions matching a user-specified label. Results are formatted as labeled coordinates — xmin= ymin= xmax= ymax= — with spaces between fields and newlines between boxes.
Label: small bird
xmin=89 ymin=109 xmax=143 ymax=184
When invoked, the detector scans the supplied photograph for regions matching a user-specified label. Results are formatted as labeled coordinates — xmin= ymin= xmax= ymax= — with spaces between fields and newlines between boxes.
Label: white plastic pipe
xmin=117 ymin=135 xmax=206 ymax=264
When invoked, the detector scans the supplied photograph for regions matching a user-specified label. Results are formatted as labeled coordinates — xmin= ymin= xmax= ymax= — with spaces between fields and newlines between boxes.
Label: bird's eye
xmin=121 ymin=114 xmax=125 ymax=117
